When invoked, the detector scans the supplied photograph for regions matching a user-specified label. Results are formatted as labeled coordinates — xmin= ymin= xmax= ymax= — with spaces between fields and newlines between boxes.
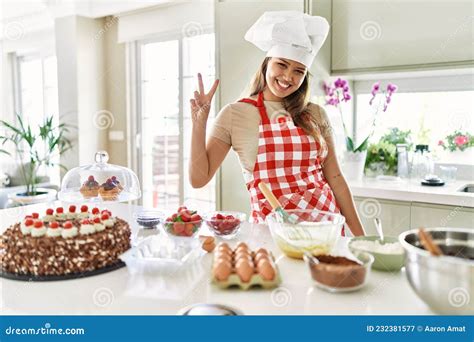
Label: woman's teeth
xmin=276 ymin=79 xmax=291 ymax=90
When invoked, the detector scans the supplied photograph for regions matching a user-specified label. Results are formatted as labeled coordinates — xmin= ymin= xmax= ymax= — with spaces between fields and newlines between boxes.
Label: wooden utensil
xmin=258 ymin=182 xmax=297 ymax=224
xmin=418 ymin=228 xmax=443 ymax=256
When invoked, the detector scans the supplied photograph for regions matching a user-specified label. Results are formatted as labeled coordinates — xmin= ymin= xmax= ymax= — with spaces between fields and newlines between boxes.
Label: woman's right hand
xmin=190 ymin=73 xmax=219 ymax=123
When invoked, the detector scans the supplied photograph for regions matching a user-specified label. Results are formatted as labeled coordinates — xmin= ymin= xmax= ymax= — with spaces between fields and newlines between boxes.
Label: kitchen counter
xmin=0 ymin=202 xmax=431 ymax=315
xmin=348 ymin=177 xmax=474 ymax=208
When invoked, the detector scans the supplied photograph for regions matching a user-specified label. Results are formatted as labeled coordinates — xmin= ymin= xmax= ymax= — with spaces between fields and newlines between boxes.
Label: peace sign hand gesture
xmin=190 ymin=73 xmax=219 ymax=123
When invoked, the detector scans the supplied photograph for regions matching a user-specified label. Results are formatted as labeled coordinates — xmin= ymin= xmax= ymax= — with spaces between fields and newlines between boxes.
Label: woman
xmin=189 ymin=11 xmax=365 ymax=236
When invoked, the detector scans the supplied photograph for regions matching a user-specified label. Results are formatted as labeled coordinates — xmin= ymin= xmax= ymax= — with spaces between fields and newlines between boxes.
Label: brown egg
xmin=255 ymin=248 xmax=268 ymax=256
xmin=254 ymin=252 xmax=270 ymax=264
xmin=202 ymin=241 xmax=216 ymax=253
xmin=257 ymin=259 xmax=275 ymax=281
xmin=236 ymin=242 xmax=248 ymax=250
xmin=216 ymin=246 xmax=232 ymax=257
xmin=214 ymin=253 xmax=232 ymax=264
xmin=234 ymin=253 xmax=253 ymax=264
xmin=235 ymin=259 xmax=254 ymax=282
xmin=213 ymin=260 xmax=232 ymax=281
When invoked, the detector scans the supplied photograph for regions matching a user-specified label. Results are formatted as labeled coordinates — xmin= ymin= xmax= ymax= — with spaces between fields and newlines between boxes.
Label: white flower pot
xmin=7 ymin=187 xmax=57 ymax=207
xmin=440 ymin=148 xmax=474 ymax=165
xmin=342 ymin=150 xmax=367 ymax=181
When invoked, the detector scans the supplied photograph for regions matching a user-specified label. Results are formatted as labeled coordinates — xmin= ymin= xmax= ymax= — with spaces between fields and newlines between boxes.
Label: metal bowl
xmin=399 ymin=227 xmax=474 ymax=314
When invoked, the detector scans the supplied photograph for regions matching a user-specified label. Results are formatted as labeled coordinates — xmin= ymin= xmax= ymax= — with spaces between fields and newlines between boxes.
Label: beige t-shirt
xmin=209 ymin=96 xmax=332 ymax=182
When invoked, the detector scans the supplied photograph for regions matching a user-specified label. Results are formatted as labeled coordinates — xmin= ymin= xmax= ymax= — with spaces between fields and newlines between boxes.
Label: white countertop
xmin=0 ymin=202 xmax=432 ymax=315
xmin=349 ymin=177 xmax=474 ymax=208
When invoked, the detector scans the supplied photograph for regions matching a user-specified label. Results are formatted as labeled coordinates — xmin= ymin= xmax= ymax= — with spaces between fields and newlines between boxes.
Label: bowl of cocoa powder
xmin=303 ymin=251 xmax=374 ymax=293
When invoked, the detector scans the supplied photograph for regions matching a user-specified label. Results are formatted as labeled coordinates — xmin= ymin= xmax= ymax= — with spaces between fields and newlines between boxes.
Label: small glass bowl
xmin=134 ymin=209 xmax=163 ymax=229
xmin=303 ymin=251 xmax=374 ymax=293
xmin=203 ymin=211 xmax=246 ymax=239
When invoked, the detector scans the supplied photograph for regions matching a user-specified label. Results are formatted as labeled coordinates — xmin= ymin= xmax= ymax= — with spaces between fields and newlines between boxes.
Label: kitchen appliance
xmin=399 ymin=227 xmax=474 ymax=314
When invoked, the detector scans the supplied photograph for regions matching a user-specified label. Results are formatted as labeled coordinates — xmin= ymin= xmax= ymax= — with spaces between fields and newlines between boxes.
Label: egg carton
xmin=211 ymin=268 xmax=282 ymax=290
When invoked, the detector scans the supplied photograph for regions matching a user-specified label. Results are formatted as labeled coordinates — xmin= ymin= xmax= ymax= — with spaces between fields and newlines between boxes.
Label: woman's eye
xmin=278 ymin=63 xmax=286 ymax=68
xmin=296 ymin=70 xmax=304 ymax=75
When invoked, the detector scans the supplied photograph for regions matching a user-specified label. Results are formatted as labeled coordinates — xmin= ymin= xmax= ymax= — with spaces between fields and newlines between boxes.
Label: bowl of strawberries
xmin=163 ymin=206 xmax=202 ymax=239
xmin=203 ymin=211 xmax=246 ymax=239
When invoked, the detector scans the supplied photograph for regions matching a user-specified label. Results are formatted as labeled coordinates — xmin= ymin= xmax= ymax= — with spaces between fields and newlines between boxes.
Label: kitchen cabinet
xmin=354 ymin=197 xmax=411 ymax=236
xmin=354 ymin=197 xmax=474 ymax=236
xmin=331 ymin=0 xmax=474 ymax=73
xmin=411 ymin=203 xmax=474 ymax=229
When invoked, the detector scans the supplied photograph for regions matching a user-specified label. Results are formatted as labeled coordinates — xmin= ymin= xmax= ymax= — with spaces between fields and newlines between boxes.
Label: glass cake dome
xmin=58 ymin=151 xmax=141 ymax=203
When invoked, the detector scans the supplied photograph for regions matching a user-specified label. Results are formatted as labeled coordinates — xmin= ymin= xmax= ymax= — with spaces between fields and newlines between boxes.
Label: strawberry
xmin=63 ymin=221 xmax=73 ymax=229
xmin=101 ymin=209 xmax=112 ymax=216
xmin=101 ymin=214 xmax=110 ymax=220
xmin=46 ymin=208 xmax=54 ymax=215
xmin=92 ymin=207 xmax=100 ymax=215
xmin=171 ymin=213 xmax=178 ymax=220
xmin=69 ymin=205 xmax=76 ymax=213
xmin=24 ymin=218 xmax=34 ymax=226
xmin=93 ymin=217 xmax=101 ymax=224
xmin=32 ymin=213 xmax=39 ymax=219
xmin=33 ymin=221 xmax=43 ymax=228
xmin=81 ymin=219 xmax=90 ymax=225
xmin=56 ymin=207 xmax=64 ymax=214
xmin=180 ymin=211 xmax=191 ymax=222
xmin=173 ymin=222 xmax=185 ymax=235
xmin=178 ymin=206 xmax=187 ymax=212
xmin=216 ymin=213 xmax=224 ymax=220
xmin=190 ymin=214 xmax=201 ymax=222
xmin=49 ymin=222 xmax=59 ymax=229
xmin=88 ymin=175 xmax=94 ymax=181
xmin=80 ymin=205 xmax=88 ymax=212
xmin=184 ymin=223 xmax=195 ymax=236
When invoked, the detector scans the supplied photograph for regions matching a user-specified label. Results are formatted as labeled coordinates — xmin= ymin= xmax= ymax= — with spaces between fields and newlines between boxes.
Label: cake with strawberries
xmin=0 ymin=205 xmax=131 ymax=277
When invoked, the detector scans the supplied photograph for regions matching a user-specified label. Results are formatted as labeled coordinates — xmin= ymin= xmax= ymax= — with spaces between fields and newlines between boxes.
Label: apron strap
xmin=238 ymin=92 xmax=271 ymax=125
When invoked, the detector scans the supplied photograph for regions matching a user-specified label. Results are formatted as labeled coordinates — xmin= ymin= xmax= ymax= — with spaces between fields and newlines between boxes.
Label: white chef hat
xmin=244 ymin=11 xmax=330 ymax=68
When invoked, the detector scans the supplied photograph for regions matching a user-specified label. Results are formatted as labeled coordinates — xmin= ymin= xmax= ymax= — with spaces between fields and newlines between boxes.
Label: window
xmin=138 ymin=33 xmax=216 ymax=211
xmin=354 ymin=75 xmax=473 ymax=164
xmin=17 ymin=54 xmax=60 ymax=185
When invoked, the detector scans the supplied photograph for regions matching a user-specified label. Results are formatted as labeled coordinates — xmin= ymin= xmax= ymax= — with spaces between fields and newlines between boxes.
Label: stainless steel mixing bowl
xmin=399 ymin=227 xmax=474 ymax=314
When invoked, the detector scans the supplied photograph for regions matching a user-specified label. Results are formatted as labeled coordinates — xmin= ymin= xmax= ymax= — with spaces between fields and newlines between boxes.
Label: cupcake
xmin=61 ymin=221 xmax=78 ymax=238
xmin=31 ymin=221 xmax=46 ymax=237
xmin=80 ymin=175 xmax=99 ymax=199
xmin=46 ymin=221 xmax=62 ymax=237
xmin=98 ymin=178 xmax=120 ymax=201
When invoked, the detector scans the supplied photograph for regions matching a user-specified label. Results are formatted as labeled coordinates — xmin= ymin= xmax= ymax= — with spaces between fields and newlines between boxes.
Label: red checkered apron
xmin=239 ymin=92 xmax=344 ymax=234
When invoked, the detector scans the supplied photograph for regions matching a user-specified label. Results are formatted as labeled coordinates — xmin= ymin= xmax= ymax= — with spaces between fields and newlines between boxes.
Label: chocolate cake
xmin=0 ymin=205 xmax=131 ymax=277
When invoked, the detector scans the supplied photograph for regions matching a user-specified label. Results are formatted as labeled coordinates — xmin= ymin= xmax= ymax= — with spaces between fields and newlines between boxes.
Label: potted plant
xmin=365 ymin=128 xmax=412 ymax=177
xmin=438 ymin=130 xmax=474 ymax=164
xmin=323 ymin=79 xmax=397 ymax=180
xmin=0 ymin=114 xmax=73 ymax=206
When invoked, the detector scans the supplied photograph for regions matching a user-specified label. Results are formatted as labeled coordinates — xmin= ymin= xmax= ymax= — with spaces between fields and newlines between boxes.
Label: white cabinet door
xmin=354 ymin=197 xmax=411 ymax=237
xmin=216 ymin=0 xmax=304 ymax=213
xmin=411 ymin=203 xmax=474 ymax=229
xmin=332 ymin=0 xmax=474 ymax=73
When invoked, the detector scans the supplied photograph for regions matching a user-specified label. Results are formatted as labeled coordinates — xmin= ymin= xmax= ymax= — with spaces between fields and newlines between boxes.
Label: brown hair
xmin=248 ymin=57 xmax=328 ymax=158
